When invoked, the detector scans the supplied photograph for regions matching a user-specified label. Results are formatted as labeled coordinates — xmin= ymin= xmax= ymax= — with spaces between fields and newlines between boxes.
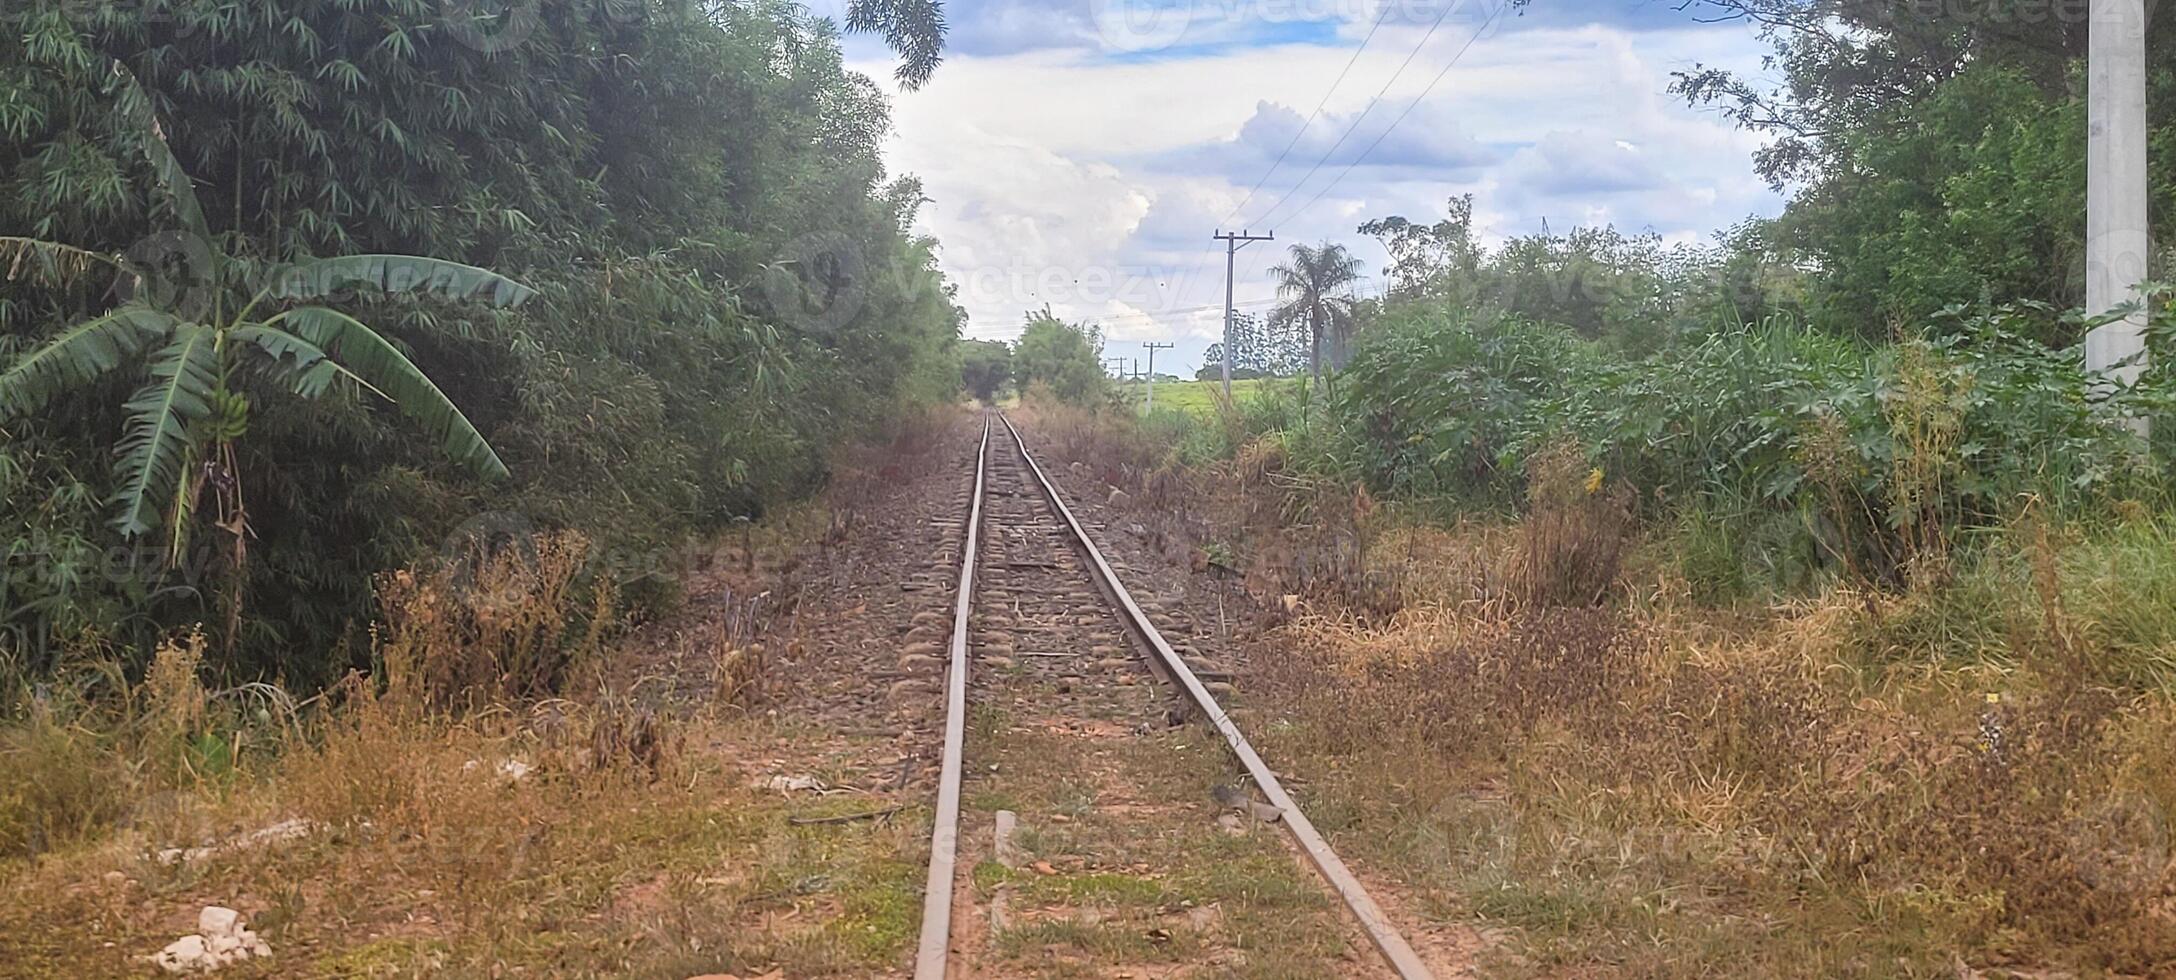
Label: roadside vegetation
xmin=2 ymin=1 xmax=963 ymax=972
xmin=2 ymin=0 xmax=962 ymax=687
xmin=1017 ymin=7 xmax=2176 ymax=965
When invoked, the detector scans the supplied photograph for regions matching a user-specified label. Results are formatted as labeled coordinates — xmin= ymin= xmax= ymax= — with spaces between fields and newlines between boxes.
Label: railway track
xmin=911 ymin=414 xmax=1433 ymax=979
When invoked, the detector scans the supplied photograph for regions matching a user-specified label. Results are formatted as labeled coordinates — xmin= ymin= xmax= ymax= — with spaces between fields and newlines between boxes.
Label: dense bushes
xmin=0 ymin=0 xmax=963 ymax=683
xmin=1319 ymin=301 xmax=2174 ymax=597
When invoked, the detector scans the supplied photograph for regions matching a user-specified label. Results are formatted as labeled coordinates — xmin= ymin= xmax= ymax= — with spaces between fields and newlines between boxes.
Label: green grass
xmin=1117 ymin=378 xmax=1280 ymax=417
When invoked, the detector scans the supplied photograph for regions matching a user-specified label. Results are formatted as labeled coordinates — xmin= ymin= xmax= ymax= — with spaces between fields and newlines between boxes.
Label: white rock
xmin=149 ymin=906 xmax=274 ymax=973
xmin=153 ymin=935 xmax=207 ymax=974
xmin=197 ymin=906 xmax=241 ymax=940
xmin=498 ymin=758 xmax=534 ymax=781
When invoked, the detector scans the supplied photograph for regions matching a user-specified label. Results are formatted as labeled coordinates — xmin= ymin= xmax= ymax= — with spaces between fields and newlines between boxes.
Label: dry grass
xmin=1255 ymin=530 xmax=2176 ymax=976
xmin=0 ymin=524 xmax=930 ymax=977
xmin=1006 ymin=402 xmax=2176 ymax=971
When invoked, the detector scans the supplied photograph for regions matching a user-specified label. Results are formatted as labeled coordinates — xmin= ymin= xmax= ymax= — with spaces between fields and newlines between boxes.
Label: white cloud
xmin=853 ymin=12 xmax=1783 ymax=374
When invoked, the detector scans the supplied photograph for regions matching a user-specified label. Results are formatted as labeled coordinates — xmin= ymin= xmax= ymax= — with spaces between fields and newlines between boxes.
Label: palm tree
xmin=0 ymin=72 xmax=528 ymax=581
xmin=1269 ymin=242 xmax=1365 ymax=393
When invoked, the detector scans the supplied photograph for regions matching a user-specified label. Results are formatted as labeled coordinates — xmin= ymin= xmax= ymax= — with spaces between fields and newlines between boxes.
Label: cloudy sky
xmin=814 ymin=0 xmax=1783 ymax=376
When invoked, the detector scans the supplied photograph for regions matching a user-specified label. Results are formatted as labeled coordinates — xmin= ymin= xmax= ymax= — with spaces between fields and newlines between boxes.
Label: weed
xmin=377 ymin=530 xmax=614 ymax=711
xmin=1511 ymin=440 xmax=1632 ymax=608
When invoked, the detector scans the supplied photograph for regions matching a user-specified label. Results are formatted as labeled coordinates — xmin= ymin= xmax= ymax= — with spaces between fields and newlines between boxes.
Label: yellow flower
xmin=1584 ymin=467 xmax=1605 ymax=496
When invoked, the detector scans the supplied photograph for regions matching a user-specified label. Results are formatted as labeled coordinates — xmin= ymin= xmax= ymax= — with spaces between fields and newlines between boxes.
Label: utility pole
xmin=2087 ymin=0 xmax=2151 ymax=433
xmin=1215 ymin=230 xmax=1274 ymax=401
xmin=1142 ymin=342 xmax=1174 ymax=412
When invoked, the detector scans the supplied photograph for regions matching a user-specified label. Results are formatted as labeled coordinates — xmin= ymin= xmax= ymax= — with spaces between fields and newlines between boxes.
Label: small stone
xmin=197 ymin=907 xmax=242 ymax=940
xmin=154 ymin=935 xmax=207 ymax=974
xmin=983 ymin=657 xmax=1016 ymax=669
xmin=1215 ymin=813 xmax=1246 ymax=836
xmin=994 ymin=810 xmax=1021 ymax=868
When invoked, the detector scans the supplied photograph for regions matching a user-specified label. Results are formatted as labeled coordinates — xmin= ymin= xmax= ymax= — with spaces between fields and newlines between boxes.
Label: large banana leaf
xmin=230 ymin=325 xmax=382 ymax=400
xmin=110 ymin=65 xmax=210 ymax=245
xmin=0 ymin=305 xmax=179 ymax=420
xmin=268 ymin=255 xmax=536 ymax=309
xmin=278 ymin=307 xmax=509 ymax=480
xmin=113 ymin=325 xmax=218 ymax=537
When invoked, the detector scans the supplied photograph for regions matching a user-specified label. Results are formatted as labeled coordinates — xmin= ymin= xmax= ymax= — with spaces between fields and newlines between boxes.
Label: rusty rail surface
xmin=912 ymin=414 xmax=989 ymax=977
xmin=995 ymin=416 xmax=1436 ymax=980
xmin=912 ymin=414 xmax=1433 ymax=979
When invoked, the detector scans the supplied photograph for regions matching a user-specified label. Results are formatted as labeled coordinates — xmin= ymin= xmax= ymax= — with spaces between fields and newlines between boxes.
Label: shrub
xmin=377 ymin=531 xmax=616 ymax=712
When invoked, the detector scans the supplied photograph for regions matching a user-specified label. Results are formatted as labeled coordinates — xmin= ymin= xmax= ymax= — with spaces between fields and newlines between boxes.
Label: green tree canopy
xmin=0 ymin=0 xmax=961 ymax=680
xmin=1014 ymin=308 xmax=1107 ymax=405
xmin=959 ymin=338 xmax=1012 ymax=402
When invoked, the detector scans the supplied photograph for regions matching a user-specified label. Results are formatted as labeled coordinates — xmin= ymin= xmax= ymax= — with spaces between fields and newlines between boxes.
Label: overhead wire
xmin=1233 ymin=0 xmax=1463 ymax=232
xmin=1255 ymin=2 xmax=1503 ymax=232
xmin=1216 ymin=0 xmax=1401 ymax=228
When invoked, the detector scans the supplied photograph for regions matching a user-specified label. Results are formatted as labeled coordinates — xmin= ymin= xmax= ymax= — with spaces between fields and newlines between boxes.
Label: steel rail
xmin=997 ymin=415 xmax=1437 ymax=980
xmin=912 ymin=414 xmax=990 ymax=978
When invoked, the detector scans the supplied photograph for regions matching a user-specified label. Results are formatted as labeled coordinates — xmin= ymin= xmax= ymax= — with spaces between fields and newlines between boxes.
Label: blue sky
xmin=811 ymin=0 xmax=1784 ymax=375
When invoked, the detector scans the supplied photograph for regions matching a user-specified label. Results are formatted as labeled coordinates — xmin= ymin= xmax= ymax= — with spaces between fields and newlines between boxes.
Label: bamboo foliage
xmin=1 ymin=1 xmax=964 ymax=677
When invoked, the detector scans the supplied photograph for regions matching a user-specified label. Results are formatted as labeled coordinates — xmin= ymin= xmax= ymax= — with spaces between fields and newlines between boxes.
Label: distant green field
xmin=1117 ymin=378 xmax=1282 ymax=416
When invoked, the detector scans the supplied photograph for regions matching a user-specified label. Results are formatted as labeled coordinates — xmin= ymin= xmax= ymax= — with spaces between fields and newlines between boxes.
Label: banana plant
xmin=0 ymin=69 xmax=528 ymax=571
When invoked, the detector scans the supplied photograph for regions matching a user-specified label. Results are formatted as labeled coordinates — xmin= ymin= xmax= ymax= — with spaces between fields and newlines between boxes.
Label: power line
xmin=1089 ymin=296 xmax=1282 ymax=325
xmin=1257 ymin=4 xmax=1502 ymax=232
xmin=1235 ymin=0 xmax=1462 ymax=232
xmin=1217 ymin=1 xmax=1401 ymax=227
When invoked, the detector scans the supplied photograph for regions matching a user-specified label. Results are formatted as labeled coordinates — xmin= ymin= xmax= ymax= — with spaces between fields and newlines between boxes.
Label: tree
xmin=847 ymin=0 xmax=949 ymax=89
xmin=1270 ymin=243 xmax=1365 ymax=391
xmin=959 ymin=338 xmax=1012 ymax=401
xmin=1359 ymin=194 xmax=1484 ymax=304
xmin=0 ymin=71 xmax=527 ymax=638
xmin=1669 ymin=0 xmax=2176 ymax=336
xmin=1013 ymin=308 xmax=1107 ymax=405
xmin=1198 ymin=311 xmax=1303 ymax=381
xmin=0 ymin=0 xmax=965 ymax=679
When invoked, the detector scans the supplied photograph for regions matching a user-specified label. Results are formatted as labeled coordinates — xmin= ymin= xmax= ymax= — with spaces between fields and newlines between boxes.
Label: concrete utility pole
xmin=1142 ymin=342 xmax=1174 ymax=411
xmin=1215 ymin=230 xmax=1274 ymax=401
xmin=2087 ymin=0 xmax=2151 ymax=431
